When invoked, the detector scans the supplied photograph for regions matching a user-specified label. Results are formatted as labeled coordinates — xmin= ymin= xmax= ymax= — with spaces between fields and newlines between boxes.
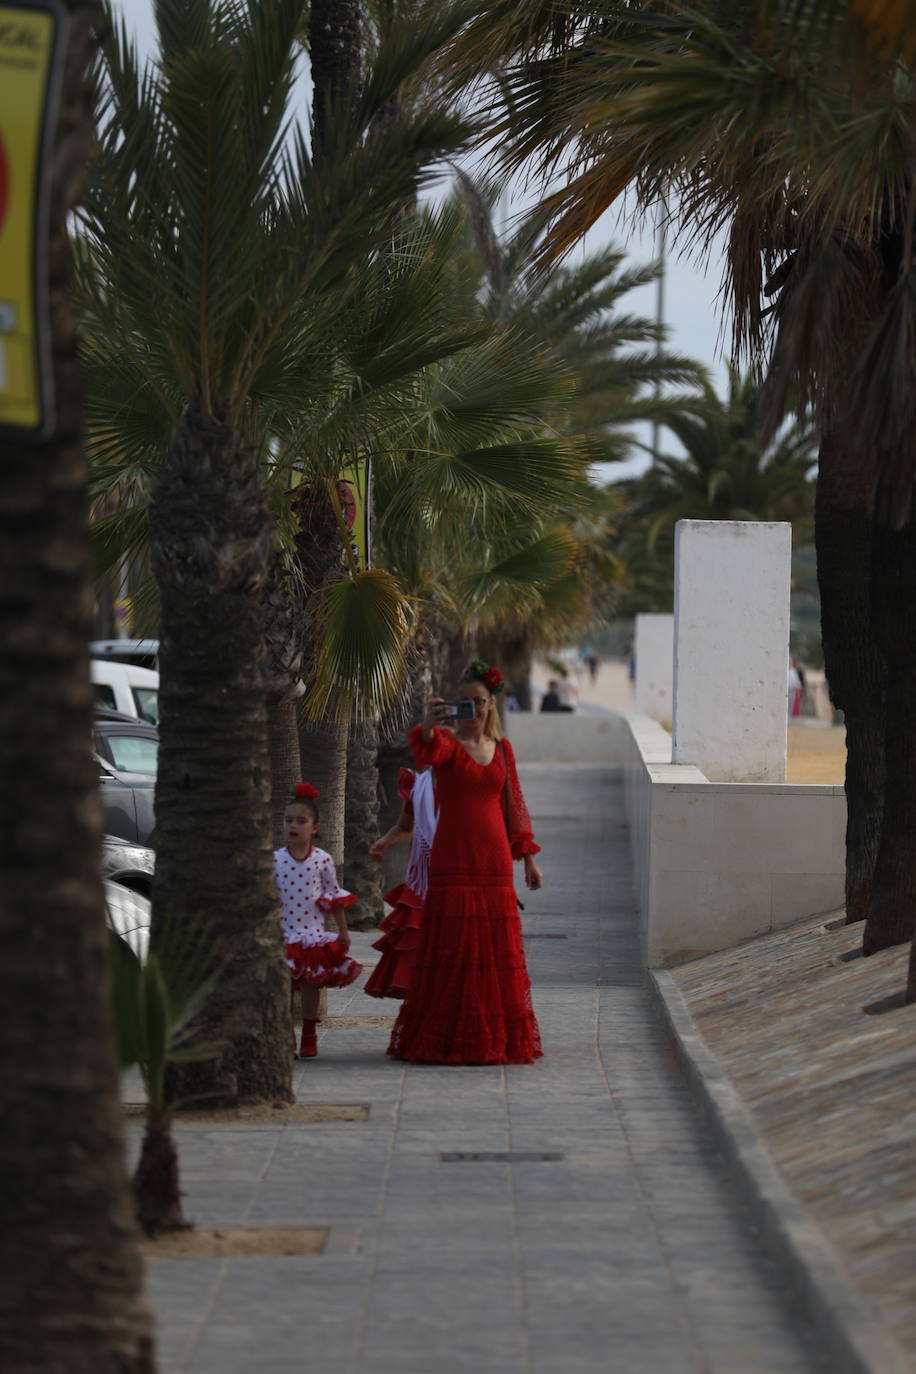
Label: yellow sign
xmin=0 ymin=2 xmax=65 ymax=438
xmin=287 ymin=456 xmax=372 ymax=567
xmin=338 ymin=456 xmax=372 ymax=569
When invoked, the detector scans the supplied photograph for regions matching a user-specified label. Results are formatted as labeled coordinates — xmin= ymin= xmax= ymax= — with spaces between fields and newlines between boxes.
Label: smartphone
xmin=441 ymin=699 xmax=475 ymax=720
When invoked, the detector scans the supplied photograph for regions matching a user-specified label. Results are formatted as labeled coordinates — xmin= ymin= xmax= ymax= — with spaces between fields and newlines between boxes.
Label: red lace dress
xmin=387 ymin=726 xmax=542 ymax=1065
xmin=365 ymin=768 xmax=425 ymax=1000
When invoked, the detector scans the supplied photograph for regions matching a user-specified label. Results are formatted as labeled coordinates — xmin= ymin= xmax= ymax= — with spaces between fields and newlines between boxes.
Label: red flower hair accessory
xmin=294 ymin=782 xmax=320 ymax=800
xmin=465 ymin=658 xmax=505 ymax=694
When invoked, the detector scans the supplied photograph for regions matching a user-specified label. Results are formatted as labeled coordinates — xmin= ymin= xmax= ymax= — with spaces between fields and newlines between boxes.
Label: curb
xmin=649 ymin=970 xmax=910 ymax=1374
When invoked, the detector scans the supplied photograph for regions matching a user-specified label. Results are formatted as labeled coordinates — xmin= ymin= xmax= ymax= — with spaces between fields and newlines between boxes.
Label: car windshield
xmin=132 ymin=687 xmax=159 ymax=726
xmin=107 ymin=734 xmax=158 ymax=775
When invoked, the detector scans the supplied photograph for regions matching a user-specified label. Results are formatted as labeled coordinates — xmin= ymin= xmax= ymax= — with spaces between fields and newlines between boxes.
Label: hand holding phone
xmin=441 ymin=699 xmax=475 ymax=720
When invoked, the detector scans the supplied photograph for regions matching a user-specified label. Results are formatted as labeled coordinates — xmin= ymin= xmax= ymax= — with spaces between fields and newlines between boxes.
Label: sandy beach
xmin=534 ymin=657 xmax=846 ymax=784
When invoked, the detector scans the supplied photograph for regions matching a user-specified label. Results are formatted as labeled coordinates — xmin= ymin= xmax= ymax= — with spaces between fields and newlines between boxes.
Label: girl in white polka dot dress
xmin=275 ymin=783 xmax=362 ymax=1058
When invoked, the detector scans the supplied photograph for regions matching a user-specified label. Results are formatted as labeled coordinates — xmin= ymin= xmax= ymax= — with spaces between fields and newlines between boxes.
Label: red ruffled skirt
xmin=364 ymin=884 xmax=423 ymax=1000
xmin=285 ymin=937 xmax=362 ymax=989
xmin=387 ymin=877 xmax=542 ymax=1065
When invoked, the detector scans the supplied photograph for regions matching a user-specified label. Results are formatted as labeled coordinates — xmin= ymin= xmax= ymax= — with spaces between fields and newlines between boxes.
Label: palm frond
xmin=305 ymin=569 xmax=411 ymax=722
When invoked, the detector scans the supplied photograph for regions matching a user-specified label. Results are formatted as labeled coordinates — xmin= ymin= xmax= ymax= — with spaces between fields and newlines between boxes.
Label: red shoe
xmin=299 ymin=1019 xmax=318 ymax=1058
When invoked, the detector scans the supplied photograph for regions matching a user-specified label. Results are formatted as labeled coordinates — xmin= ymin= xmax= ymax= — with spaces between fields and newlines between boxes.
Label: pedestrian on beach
xmin=364 ymin=767 xmax=438 ymax=1000
xmin=388 ymin=660 xmax=543 ymax=1066
xmin=275 ymin=783 xmax=362 ymax=1059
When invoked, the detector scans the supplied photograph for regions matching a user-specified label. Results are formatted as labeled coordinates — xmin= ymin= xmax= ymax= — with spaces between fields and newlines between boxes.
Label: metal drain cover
xmin=439 ymin=1151 xmax=565 ymax=1163
xmin=323 ymin=1015 xmax=395 ymax=1029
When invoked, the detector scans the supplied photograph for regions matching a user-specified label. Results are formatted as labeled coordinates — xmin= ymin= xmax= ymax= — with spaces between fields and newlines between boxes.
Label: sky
xmin=109 ymin=0 xmax=731 ymax=478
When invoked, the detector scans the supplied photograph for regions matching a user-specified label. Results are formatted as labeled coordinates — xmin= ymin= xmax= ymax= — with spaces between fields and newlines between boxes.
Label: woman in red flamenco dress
xmin=387 ymin=661 xmax=543 ymax=1065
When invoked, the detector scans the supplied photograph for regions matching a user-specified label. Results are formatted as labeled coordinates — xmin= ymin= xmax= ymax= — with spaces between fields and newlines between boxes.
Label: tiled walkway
xmin=139 ymin=765 xmax=825 ymax=1373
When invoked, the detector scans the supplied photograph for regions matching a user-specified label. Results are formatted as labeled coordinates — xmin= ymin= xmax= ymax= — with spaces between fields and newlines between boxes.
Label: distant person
xmin=541 ymin=679 xmax=562 ymax=712
xmin=586 ymin=653 xmax=599 ymax=683
xmin=557 ymin=668 xmax=578 ymax=711
xmin=787 ymin=660 xmax=802 ymax=718
xmin=793 ymin=657 xmax=808 ymax=715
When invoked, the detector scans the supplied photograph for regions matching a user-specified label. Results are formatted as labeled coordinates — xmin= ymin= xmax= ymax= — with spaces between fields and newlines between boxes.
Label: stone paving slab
xmin=671 ymin=910 xmax=916 ymax=1367
xmin=132 ymin=765 xmax=824 ymax=1373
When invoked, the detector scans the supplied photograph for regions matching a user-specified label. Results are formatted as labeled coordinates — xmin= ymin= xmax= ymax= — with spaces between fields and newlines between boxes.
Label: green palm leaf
xmin=305 ymin=569 xmax=411 ymax=721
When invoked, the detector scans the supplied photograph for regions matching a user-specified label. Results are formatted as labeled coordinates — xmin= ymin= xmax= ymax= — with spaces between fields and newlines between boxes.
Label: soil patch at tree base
xmin=124 ymin=1102 xmax=369 ymax=1123
xmin=140 ymin=1226 xmax=327 ymax=1259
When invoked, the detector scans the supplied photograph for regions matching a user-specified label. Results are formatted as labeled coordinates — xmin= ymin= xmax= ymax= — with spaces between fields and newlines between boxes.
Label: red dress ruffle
xmin=364 ymin=883 xmax=423 ymax=1000
xmin=285 ymin=934 xmax=361 ymax=988
xmin=387 ymin=727 xmax=542 ymax=1065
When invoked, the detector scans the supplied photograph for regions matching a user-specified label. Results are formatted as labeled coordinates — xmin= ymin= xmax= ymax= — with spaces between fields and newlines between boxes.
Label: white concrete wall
xmin=673 ymin=520 xmax=791 ymax=782
xmin=504 ymin=711 xmax=629 ymax=764
xmin=622 ymin=715 xmax=845 ymax=967
xmin=634 ymin=613 xmax=674 ymax=726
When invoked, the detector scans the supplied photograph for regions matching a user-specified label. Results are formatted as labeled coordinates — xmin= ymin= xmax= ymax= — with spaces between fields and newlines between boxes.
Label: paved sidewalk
xmin=135 ymin=765 xmax=825 ymax=1374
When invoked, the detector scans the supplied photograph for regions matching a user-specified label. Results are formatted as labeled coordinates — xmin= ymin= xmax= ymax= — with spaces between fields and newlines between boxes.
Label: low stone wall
xmin=503 ymin=710 xmax=630 ymax=764
xmin=622 ymin=715 xmax=845 ymax=966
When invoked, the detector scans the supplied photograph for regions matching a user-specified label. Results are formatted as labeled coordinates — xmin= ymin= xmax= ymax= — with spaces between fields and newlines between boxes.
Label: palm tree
xmin=447 ymin=0 xmax=916 ymax=982
xmin=0 ymin=2 xmax=155 ymax=1368
xmin=109 ymin=922 xmax=224 ymax=1235
xmin=77 ymin=0 xmax=478 ymax=1102
xmin=370 ymin=361 xmax=599 ymax=817
xmin=617 ymin=367 xmax=816 ymax=610
xmin=437 ymin=176 xmax=704 ymax=692
xmin=453 ymin=172 xmax=706 ymax=455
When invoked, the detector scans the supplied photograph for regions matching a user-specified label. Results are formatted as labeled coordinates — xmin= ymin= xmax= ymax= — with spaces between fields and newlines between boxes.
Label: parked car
xmin=91 ymin=657 xmax=160 ymax=724
xmin=101 ymin=835 xmax=155 ymax=897
xmin=91 ymin=638 xmax=160 ymax=671
xmin=104 ymin=879 xmax=150 ymax=961
xmin=95 ymin=717 xmax=157 ymax=845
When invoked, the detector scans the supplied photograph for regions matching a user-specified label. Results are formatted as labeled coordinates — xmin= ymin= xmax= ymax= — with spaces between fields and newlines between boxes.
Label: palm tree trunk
xmin=291 ymin=480 xmax=350 ymax=865
xmin=298 ymin=715 xmax=349 ymax=865
xmin=268 ymin=697 xmax=301 ymax=845
xmin=377 ymin=622 xmax=434 ymax=884
xmin=0 ymin=4 xmax=156 ymax=1366
xmin=343 ymin=719 xmax=384 ymax=929
xmin=477 ymin=626 xmax=533 ymax=708
xmin=863 ymin=517 xmax=916 ymax=953
xmin=303 ymin=3 xmax=363 ymax=870
xmin=133 ymin=1107 xmax=184 ymax=1237
xmin=512 ymin=644 xmax=534 ymax=711
xmin=263 ymin=550 xmax=306 ymax=845
xmin=149 ymin=408 xmax=292 ymax=1105
xmin=815 ymin=435 xmax=886 ymax=927
xmin=428 ymin=607 xmax=472 ymax=694
xmin=309 ymin=0 xmax=362 ymax=151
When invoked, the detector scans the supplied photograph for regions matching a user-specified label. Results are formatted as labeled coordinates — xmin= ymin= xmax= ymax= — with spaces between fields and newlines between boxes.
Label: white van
xmin=91 ymin=659 xmax=160 ymax=725
xmin=90 ymin=638 xmax=160 ymax=670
